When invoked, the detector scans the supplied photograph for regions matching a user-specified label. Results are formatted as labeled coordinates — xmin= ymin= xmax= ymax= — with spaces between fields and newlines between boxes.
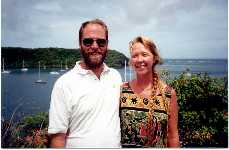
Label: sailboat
xmin=65 ymin=60 xmax=69 ymax=70
xmin=35 ymin=61 xmax=47 ymax=84
xmin=21 ymin=60 xmax=28 ymax=72
xmin=2 ymin=58 xmax=11 ymax=74
xmin=49 ymin=62 xmax=59 ymax=75
xmin=60 ymin=61 xmax=65 ymax=72
xmin=49 ymin=71 xmax=59 ymax=75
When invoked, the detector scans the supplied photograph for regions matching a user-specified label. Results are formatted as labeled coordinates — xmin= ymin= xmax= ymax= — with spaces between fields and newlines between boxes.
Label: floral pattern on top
xmin=120 ymin=81 xmax=172 ymax=148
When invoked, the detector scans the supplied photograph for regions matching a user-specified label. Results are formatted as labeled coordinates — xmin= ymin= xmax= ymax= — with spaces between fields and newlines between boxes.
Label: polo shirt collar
xmin=74 ymin=61 xmax=110 ymax=75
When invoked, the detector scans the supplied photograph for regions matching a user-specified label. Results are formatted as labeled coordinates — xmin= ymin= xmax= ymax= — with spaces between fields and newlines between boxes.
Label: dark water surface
xmin=1 ymin=59 xmax=227 ymax=121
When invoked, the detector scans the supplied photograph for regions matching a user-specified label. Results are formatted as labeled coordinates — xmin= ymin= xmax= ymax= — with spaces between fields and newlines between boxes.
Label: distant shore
xmin=1 ymin=47 xmax=129 ymax=69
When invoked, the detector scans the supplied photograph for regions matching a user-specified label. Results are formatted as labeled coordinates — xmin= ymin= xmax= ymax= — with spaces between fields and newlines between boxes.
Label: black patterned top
xmin=120 ymin=81 xmax=172 ymax=148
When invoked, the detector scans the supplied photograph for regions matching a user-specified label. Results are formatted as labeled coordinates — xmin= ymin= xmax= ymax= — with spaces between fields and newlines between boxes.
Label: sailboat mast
xmin=38 ymin=61 xmax=41 ymax=80
xmin=124 ymin=60 xmax=127 ymax=82
xmin=2 ymin=58 xmax=5 ymax=71
xmin=65 ymin=60 xmax=68 ymax=69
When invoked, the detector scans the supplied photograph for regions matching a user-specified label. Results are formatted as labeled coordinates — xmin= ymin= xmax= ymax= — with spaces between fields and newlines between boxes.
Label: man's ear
xmin=78 ymin=37 xmax=82 ymax=49
xmin=79 ymin=41 xmax=82 ymax=50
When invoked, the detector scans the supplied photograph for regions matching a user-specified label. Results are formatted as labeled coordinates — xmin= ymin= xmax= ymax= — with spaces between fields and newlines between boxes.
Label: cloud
xmin=1 ymin=0 xmax=228 ymax=58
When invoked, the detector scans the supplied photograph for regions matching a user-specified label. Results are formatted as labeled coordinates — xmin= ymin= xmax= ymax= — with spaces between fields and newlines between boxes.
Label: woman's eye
xmin=131 ymin=55 xmax=137 ymax=58
xmin=142 ymin=53 xmax=148 ymax=56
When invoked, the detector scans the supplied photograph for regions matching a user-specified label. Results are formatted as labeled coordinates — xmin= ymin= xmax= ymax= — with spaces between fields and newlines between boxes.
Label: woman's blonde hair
xmin=129 ymin=36 xmax=163 ymax=97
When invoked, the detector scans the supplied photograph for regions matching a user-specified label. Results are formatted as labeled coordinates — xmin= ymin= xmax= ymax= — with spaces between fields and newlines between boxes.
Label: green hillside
xmin=1 ymin=47 xmax=129 ymax=69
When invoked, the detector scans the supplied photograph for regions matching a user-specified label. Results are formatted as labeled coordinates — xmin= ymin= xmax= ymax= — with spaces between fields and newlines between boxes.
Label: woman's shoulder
xmin=159 ymin=80 xmax=175 ymax=98
xmin=121 ymin=81 xmax=134 ymax=93
xmin=121 ymin=81 xmax=129 ymax=87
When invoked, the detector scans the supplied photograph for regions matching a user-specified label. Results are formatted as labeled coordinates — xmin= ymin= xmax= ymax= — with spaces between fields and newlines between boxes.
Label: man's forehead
xmin=83 ymin=24 xmax=105 ymax=34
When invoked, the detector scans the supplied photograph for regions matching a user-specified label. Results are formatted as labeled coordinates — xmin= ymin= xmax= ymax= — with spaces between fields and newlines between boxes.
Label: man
xmin=48 ymin=19 xmax=122 ymax=148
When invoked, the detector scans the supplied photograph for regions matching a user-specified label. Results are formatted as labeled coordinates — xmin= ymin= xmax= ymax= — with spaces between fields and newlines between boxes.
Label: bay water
xmin=1 ymin=59 xmax=227 ymax=121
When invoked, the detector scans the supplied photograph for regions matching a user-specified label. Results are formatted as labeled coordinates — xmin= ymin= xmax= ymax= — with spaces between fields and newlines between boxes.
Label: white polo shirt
xmin=48 ymin=61 xmax=122 ymax=148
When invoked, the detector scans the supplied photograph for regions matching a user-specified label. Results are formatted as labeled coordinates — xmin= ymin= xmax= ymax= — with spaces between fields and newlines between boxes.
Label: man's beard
xmin=81 ymin=50 xmax=107 ymax=69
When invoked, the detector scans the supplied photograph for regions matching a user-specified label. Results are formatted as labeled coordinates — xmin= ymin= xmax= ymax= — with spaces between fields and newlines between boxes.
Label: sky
xmin=1 ymin=0 xmax=228 ymax=59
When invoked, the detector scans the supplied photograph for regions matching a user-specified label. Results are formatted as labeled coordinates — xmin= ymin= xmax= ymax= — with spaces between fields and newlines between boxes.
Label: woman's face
xmin=130 ymin=42 xmax=154 ymax=76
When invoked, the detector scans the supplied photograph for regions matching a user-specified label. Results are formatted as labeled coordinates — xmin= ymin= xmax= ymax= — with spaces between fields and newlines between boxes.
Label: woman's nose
xmin=137 ymin=55 xmax=144 ymax=62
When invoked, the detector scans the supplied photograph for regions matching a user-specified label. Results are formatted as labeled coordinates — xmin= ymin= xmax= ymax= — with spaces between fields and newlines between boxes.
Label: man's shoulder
xmin=108 ymin=67 xmax=120 ymax=74
xmin=107 ymin=67 xmax=122 ymax=79
xmin=55 ymin=68 xmax=79 ymax=85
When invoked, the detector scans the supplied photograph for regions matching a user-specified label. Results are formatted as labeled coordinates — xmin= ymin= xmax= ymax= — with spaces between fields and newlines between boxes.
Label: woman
xmin=120 ymin=36 xmax=179 ymax=148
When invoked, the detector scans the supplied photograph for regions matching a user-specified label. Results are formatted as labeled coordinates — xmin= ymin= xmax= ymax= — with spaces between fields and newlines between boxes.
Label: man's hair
xmin=79 ymin=19 xmax=108 ymax=45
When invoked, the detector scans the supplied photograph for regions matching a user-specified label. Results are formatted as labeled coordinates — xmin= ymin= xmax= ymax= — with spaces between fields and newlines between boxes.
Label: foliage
xmin=1 ymin=73 xmax=228 ymax=148
xmin=169 ymin=73 xmax=228 ymax=147
xmin=1 ymin=47 xmax=129 ymax=69
xmin=1 ymin=112 xmax=49 ymax=148
xmin=105 ymin=49 xmax=127 ymax=68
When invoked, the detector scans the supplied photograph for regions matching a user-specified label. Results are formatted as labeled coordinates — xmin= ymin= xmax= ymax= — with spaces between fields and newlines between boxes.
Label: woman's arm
xmin=167 ymin=89 xmax=180 ymax=147
xmin=49 ymin=133 xmax=66 ymax=148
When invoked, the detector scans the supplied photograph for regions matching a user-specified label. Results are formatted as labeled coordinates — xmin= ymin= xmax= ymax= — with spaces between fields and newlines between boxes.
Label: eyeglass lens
xmin=82 ymin=38 xmax=107 ymax=47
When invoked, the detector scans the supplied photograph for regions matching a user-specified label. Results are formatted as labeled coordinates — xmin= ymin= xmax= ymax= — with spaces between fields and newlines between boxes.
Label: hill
xmin=1 ymin=47 xmax=129 ymax=69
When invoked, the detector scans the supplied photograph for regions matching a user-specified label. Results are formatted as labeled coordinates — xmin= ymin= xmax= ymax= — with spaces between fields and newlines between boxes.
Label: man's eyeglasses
xmin=82 ymin=38 xmax=107 ymax=47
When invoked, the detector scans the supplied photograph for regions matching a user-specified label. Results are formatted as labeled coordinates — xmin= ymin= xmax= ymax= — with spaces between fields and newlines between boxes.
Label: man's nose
xmin=91 ymin=40 xmax=99 ymax=49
